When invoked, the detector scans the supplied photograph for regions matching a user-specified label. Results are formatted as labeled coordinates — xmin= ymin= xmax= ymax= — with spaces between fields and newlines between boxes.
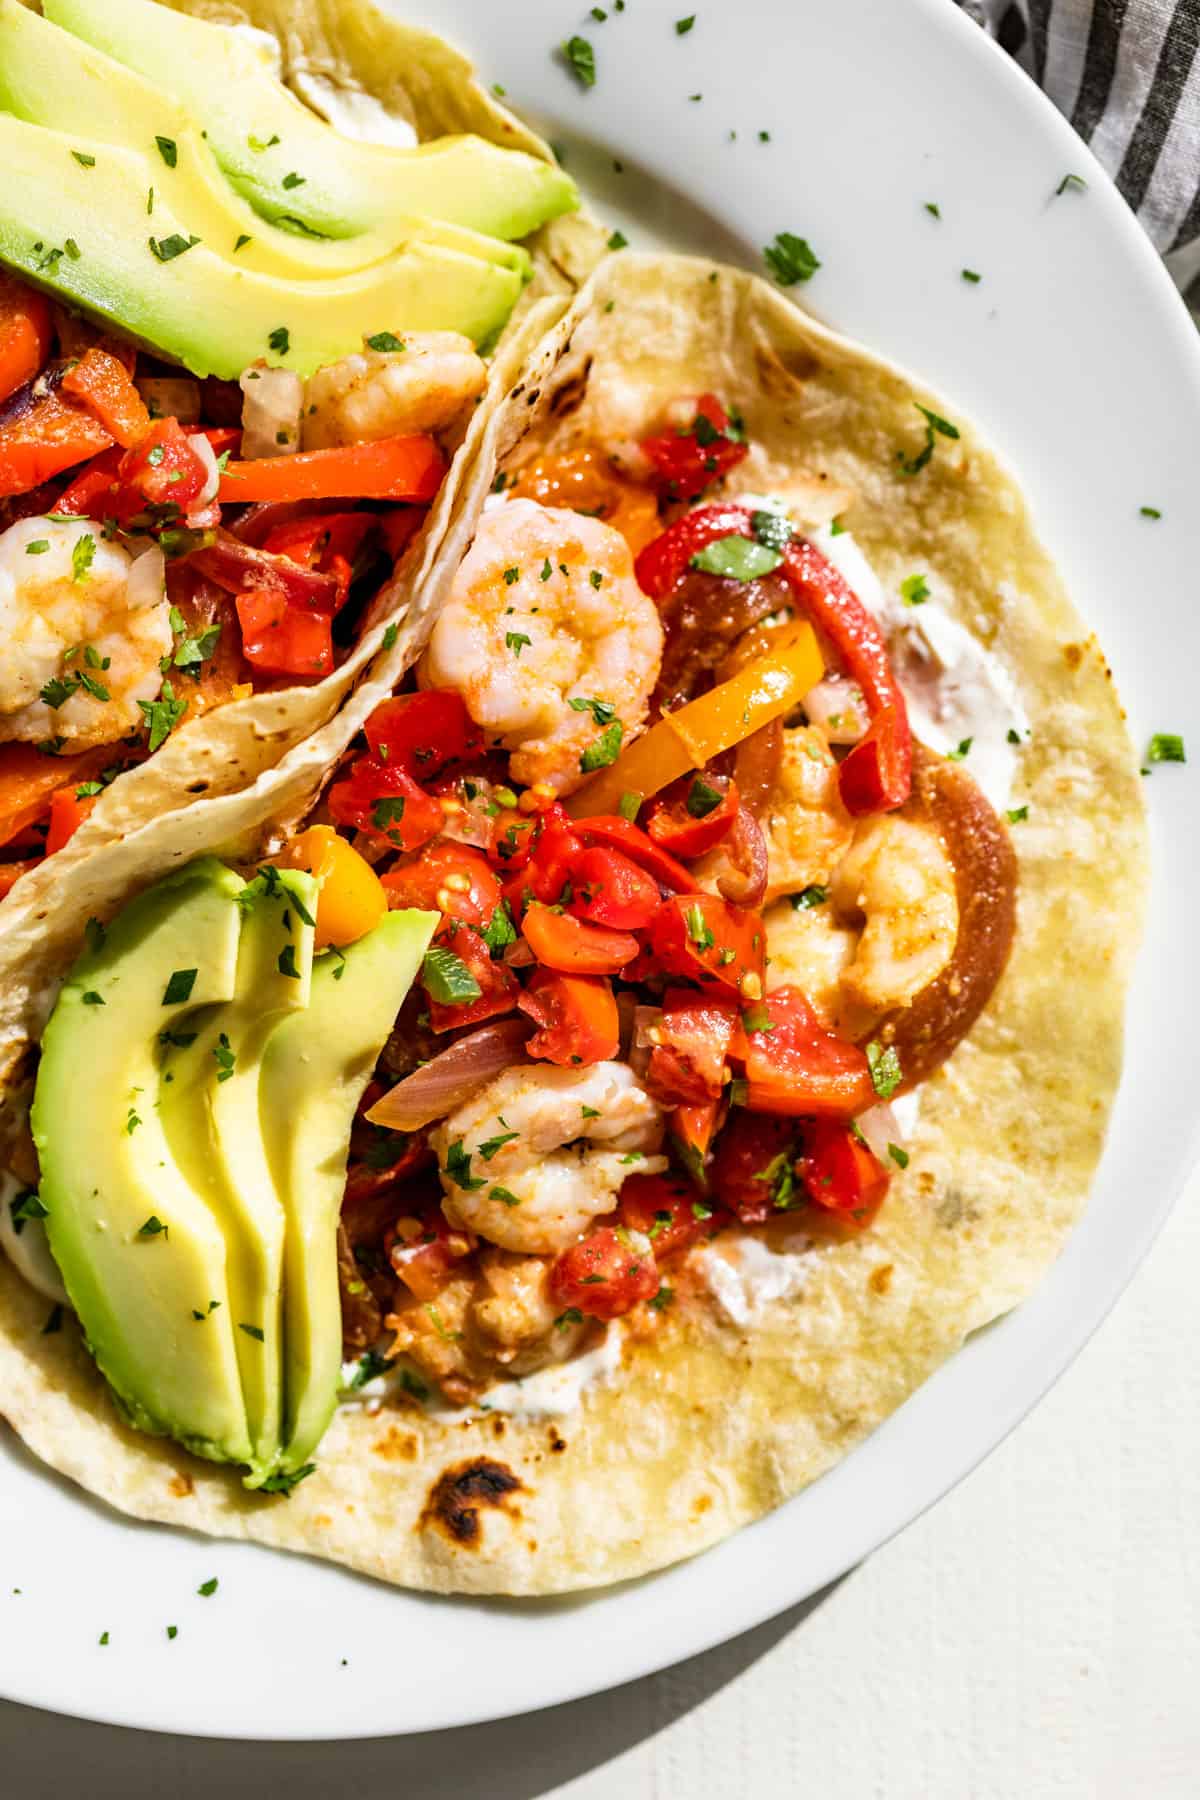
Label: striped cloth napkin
xmin=960 ymin=1 xmax=1200 ymax=310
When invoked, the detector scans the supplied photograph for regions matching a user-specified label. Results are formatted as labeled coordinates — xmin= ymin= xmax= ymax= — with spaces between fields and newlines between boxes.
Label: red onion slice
xmin=366 ymin=1017 xmax=532 ymax=1132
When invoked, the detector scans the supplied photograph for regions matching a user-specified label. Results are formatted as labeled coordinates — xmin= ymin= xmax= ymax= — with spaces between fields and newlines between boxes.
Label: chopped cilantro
xmin=607 ymin=229 xmax=628 ymax=250
xmin=580 ymin=720 xmax=624 ymax=772
xmin=348 ymin=1349 xmax=394 ymax=1389
xmin=41 ymin=1304 xmax=63 ymax=1335
xmin=197 ymin=1578 xmax=218 ymax=1597
xmin=686 ymin=775 xmax=723 ymax=818
xmin=505 ymin=630 xmax=532 ymax=657
xmin=366 ymin=331 xmax=404 ymax=353
xmin=72 ymin=151 xmax=96 ymax=169
xmin=675 ymin=15 xmax=696 ymax=33
xmin=233 ymin=234 xmax=252 ymax=253
xmin=1006 ymin=805 xmax=1029 ymax=823
xmin=278 ymin=944 xmax=300 ymax=979
xmin=482 ymin=900 xmax=517 ymax=954
xmin=503 ymin=565 xmax=520 ymax=585
xmin=162 ymin=967 xmax=197 ymax=1005
xmin=238 ymin=1322 xmax=265 ymax=1342
xmin=750 ymin=508 xmax=794 ymax=553
xmin=148 ymin=233 xmax=200 ymax=262
xmin=898 ymin=402 xmax=960 ymax=476
xmin=590 ymin=569 xmax=604 ymax=589
xmin=248 ymin=133 xmax=281 ymax=152
xmin=445 ymin=1139 xmax=486 ymax=1190
xmin=490 ymin=1185 xmax=522 ymax=1208
xmin=900 ymin=573 xmax=929 ymax=606
xmin=212 ymin=1033 xmax=236 ymax=1082
xmin=382 ymin=623 xmax=399 ymax=650
xmin=25 ymin=538 xmax=49 ymax=556
xmin=1055 ymin=173 xmax=1087 ymax=196
xmin=138 ymin=680 xmax=187 ymax=750
xmin=563 ymin=34 xmax=596 ymax=86
xmin=649 ymin=1282 xmax=674 ymax=1311
xmin=690 ymin=534 xmax=782 ymax=580
xmin=82 ymin=991 xmax=105 ymax=1006
xmin=155 ymin=136 xmax=177 ymax=167
xmin=137 ymin=1215 xmax=168 ymax=1239
xmin=866 ymin=1039 xmax=902 ymax=1100
xmin=763 ymin=231 xmax=820 ymax=285
xmin=9 ymin=1191 xmax=48 ymax=1236
xmin=1147 ymin=733 xmax=1185 ymax=764
xmin=1140 ymin=505 xmax=1162 ymax=519
xmin=479 ymin=1120 xmax=519 ymax=1161
xmin=790 ymin=884 xmax=828 ymax=910
xmin=568 ymin=695 xmax=617 ymax=726
xmin=925 ymin=201 xmax=941 ymax=218
xmin=742 ymin=1003 xmax=774 ymax=1033
xmin=888 ymin=1144 xmax=910 ymax=1169
xmin=961 ymin=268 xmax=982 ymax=283
xmin=947 ymin=737 xmax=973 ymax=761
xmin=268 ymin=326 xmax=291 ymax=355
xmin=618 ymin=790 xmax=642 ymax=821
xmin=422 ymin=946 xmax=483 ymax=1005
xmin=71 ymin=534 xmax=96 ymax=583
xmin=281 ymin=171 xmax=306 ymax=190
xmin=259 ymin=1464 xmax=316 ymax=1496
xmin=555 ymin=1307 xmax=584 ymax=1327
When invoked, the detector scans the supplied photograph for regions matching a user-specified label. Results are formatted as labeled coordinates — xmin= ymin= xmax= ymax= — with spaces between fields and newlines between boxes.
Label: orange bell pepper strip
xmin=218 ymin=434 xmax=446 ymax=505
xmin=44 ymin=786 xmax=100 ymax=857
xmin=279 ymin=824 xmax=386 ymax=950
xmin=0 ymin=385 xmax=112 ymax=498
xmin=0 ymin=743 xmax=112 ymax=849
xmin=520 ymin=903 xmax=639 ymax=975
xmin=60 ymin=349 xmax=151 ymax=448
xmin=0 ymin=275 xmax=52 ymax=408
xmin=567 ymin=622 xmax=822 ymax=819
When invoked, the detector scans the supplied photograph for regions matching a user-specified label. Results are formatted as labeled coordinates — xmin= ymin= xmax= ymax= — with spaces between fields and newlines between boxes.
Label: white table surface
xmin=2 ymin=1164 xmax=1196 ymax=1798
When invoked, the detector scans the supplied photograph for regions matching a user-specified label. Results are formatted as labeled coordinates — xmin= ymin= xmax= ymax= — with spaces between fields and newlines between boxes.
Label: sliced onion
xmin=366 ymin=1018 xmax=532 ymax=1131
xmin=228 ymin=498 xmax=335 ymax=546
xmin=189 ymin=528 xmax=339 ymax=609
xmin=137 ymin=376 xmax=201 ymax=424
xmin=855 ymin=1102 xmax=905 ymax=1165
xmin=127 ymin=542 xmax=166 ymax=612
xmin=733 ymin=719 xmax=784 ymax=818
xmin=186 ymin=431 xmax=221 ymax=507
xmin=239 ymin=363 xmax=303 ymax=460
xmin=804 ymin=676 xmax=868 ymax=745
xmin=503 ymin=939 xmax=535 ymax=969
xmin=693 ymin=807 xmax=768 ymax=908
xmin=616 ymin=988 xmax=640 ymax=1058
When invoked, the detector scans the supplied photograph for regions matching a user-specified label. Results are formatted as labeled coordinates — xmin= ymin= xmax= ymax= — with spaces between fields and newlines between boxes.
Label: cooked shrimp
xmin=762 ymin=725 xmax=857 ymax=904
xmin=432 ymin=1060 xmax=667 ymax=1254
xmin=302 ymin=331 xmax=487 ymax=448
xmin=831 ymin=815 xmax=958 ymax=1013
xmin=420 ymin=499 xmax=663 ymax=795
xmin=0 ymin=518 xmax=170 ymax=749
xmin=763 ymin=898 xmax=858 ymax=1028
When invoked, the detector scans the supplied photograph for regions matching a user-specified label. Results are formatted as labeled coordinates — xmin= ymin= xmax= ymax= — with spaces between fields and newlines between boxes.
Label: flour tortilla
xmin=1 ymin=0 xmax=600 ymax=903
xmin=0 ymin=255 xmax=1147 ymax=1594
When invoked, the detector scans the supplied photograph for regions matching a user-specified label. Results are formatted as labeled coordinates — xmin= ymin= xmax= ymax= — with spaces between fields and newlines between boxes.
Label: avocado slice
xmin=0 ymin=114 xmax=526 ymax=376
xmin=31 ymin=859 xmax=252 ymax=1464
xmin=0 ymin=1 xmax=531 ymax=288
xmin=44 ymin=0 xmax=578 ymax=243
xmin=158 ymin=867 xmax=317 ymax=1485
xmin=260 ymin=909 xmax=437 ymax=1474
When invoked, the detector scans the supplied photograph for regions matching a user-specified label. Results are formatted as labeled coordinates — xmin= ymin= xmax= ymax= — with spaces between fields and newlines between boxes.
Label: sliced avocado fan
xmin=44 ymin=0 xmax=578 ymax=243
xmin=0 ymin=0 xmax=531 ymax=288
xmin=0 ymin=114 xmax=526 ymax=376
xmin=30 ymin=858 xmax=437 ymax=1487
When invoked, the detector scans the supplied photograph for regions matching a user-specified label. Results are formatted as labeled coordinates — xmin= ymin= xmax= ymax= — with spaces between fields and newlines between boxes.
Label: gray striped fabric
xmin=960 ymin=0 xmax=1200 ymax=308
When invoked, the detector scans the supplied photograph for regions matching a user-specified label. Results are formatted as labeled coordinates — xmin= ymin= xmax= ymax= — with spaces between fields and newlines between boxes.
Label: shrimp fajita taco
xmin=0 ymin=0 xmax=590 ymax=917
xmin=0 ymin=254 xmax=1146 ymax=1594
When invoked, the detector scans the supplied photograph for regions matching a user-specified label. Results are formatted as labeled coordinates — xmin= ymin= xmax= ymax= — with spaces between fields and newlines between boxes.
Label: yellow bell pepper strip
xmin=279 ymin=825 xmax=386 ymax=950
xmin=566 ymin=622 xmax=822 ymax=819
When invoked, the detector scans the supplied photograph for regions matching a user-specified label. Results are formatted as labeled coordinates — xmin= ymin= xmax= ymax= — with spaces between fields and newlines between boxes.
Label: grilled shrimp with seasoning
xmin=0 ymin=517 xmax=170 ymax=749
xmin=303 ymin=330 xmax=488 ymax=448
xmin=432 ymin=1060 xmax=667 ymax=1254
xmin=419 ymin=498 xmax=663 ymax=796
xmin=831 ymin=814 xmax=958 ymax=1013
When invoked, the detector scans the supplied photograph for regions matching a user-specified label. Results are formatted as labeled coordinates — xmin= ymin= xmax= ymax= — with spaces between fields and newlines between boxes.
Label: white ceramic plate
xmin=2 ymin=0 xmax=1198 ymax=1740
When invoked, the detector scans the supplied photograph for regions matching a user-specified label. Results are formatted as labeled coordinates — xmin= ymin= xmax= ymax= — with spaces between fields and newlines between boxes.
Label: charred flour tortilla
xmin=0 ymin=0 xmax=601 ymax=901
xmin=0 ymin=256 xmax=1146 ymax=1595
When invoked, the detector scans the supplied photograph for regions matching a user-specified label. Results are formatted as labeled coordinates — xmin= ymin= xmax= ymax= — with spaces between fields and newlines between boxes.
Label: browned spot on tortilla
xmin=548 ymin=1430 xmax=567 ymax=1454
xmin=491 ymin=1415 xmax=507 ymax=1438
xmin=419 ymin=1458 xmax=524 ymax=1547
xmin=1063 ymin=642 xmax=1084 ymax=671
xmin=869 ymin=1263 xmax=894 ymax=1296
xmin=168 ymin=1473 xmax=194 ymax=1499
xmin=372 ymin=1424 xmax=420 ymax=1463
xmin=314 ymin=1513 xmax=332 ymax=1529
xmin=692 ymin=1493 xmax=713 ymax=1519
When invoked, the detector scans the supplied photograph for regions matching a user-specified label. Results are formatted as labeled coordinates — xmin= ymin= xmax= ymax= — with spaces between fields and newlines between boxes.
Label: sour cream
xmin=696 ymin=1231 xmax=815 ymax=1327
xmin=339 ymin=1326 xmax=625 ymax=1423
xmin=0 ymin=1170 xmax=69 ymax=1308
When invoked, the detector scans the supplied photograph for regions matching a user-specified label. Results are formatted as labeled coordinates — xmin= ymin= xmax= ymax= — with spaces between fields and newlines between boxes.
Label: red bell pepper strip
xmin=521 ymin=903 xmax=639 ymax=975
xmin=0 ymin=384 xmax=112 ymax=498
xmin=797 ymin=1120 xmax=890 ymax=1227
xmin=565 ymin=844 xmax=661 ymax=930
xmin=736 ymin=986 xmax=876 ymax=1119
xmin=0 ymin=276 xmax=52 ymax=408
xmin=365 ymin=691 xmax=483 ymax=781
xmin=218 ymin=434 xmax=445 ymax=504
xmin=549 ymin=1225 xmax=660 ymax=1320
xmin=0 ymin=743 xmax=113 ymax=848
xmin=235 ymin=588 xmax=333 ymax=678
xmin=53 ymin=446 xmax=123 ymax=519
xmin=518 ymin=967 xmax=619 ymax=1065
xmin=636 ymin=504 xmax=911 ymax=814
xmin=326 ymin=757 xmax=443 ymax=850
xmin=639 ymin=394 xmax=749 ymax=502
xmin=43 ymin=786 xmax=99 ymax=857
xmin=60 ymin=349 xmax=151 ymax=449
xmin=190 ymin=531 xmax=340 ymax=612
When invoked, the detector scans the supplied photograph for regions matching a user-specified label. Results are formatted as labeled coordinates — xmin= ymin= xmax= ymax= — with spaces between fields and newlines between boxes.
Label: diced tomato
xmin=423 ymin=921 xmax=518 ymax=1032
xmin=639 ymin=394 xmax=749 ymax=502
xmin=117 ymin=416 xmax=209 ymax=514
xmin=343 ymin=1113 xmax=433 ymax=1208
xmin=618 ymin=1170 xmax=710 ymax=1261
xmin=53 ymin=446 xmax=123 ymax=519
xmin=669 ymin=1099 xmax=724 ymax=1187
xmin=489 ymin=807 xmax=541 ymax=873
xmin=634 ymin=502 xmax=763 ymax=601
xmin=649 ymin=893 xmax=765 ymax=994
xmin=566 ymin=845 xmax=661 ymax=930
xmin=521 ymin=903 xmax=639 ymax=975
xmin=646 ymin=987 xmax=739 ymax=1106
xmin=573 ymin=815 xmax=697 ymax=894
xmin=218 ymin=434 xmax=445 ymax=505
xmin=61 ymin=348 xmax=150 ymax=449
xmin=710 ymin=1111 xmax=801 ymax=1224
xmin=518 ymin=966 xmax=619 ymax=1065
xmin=387 ymin=1205 xmax=475 ymax=1302
xmin=235 ymin=587 xmax=333 ymax=678
xmin=549 ymin=1225 xmax=660 ymax=1321
xmin=365 ymin=690 xmax=483 ymax=782
xmin=737 ymin=986 xmax=876 ymax=1119
xmin=380 ymin=842 xmax=501 ymax=930
xmin=0 ymin=276 xmax=52 ymax=408
xmin=798 ymin=1120 xmax=890 ymax=1227
xmin=326 ymin=757 xmax=444 ymax=852
xmin=0 ymin=384 xmax=112 ymax=498
xmin=509 ymin=811 xmax=582 ymax=906
xmin=43 ymin=786 xmax=99 ymax=857
xmin=645 ymin=773 xmax=739 ymax=859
